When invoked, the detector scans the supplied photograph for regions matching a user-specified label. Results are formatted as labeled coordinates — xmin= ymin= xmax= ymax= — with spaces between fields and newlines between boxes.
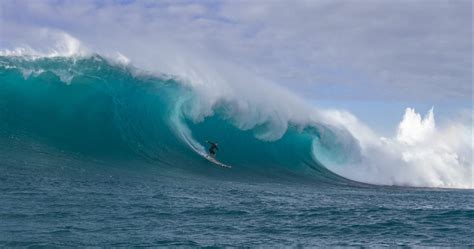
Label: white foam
xmin=397 ymin=108 xmax=435 ymax=145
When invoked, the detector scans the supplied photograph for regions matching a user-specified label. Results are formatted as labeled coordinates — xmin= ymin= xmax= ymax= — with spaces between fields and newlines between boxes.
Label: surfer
xmin=206 ymin=141 xmax=219 ymax=158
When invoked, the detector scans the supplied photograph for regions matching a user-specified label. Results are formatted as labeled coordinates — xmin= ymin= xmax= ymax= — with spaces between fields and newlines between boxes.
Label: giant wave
xmin=0 ymin=54 xmax=471 ymax=188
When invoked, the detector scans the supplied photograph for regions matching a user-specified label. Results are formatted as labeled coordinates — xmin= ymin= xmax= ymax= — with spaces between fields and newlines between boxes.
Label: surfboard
xmin=204 ymin=154 xmax=232 ymax=169
xmin=182 ymin=138 xmax=231 ymax=169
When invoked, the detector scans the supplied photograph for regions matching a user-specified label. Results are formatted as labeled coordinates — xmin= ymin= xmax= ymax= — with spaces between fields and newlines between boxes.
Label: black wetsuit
xmin=207 ymin=141 xmax=219 ymax=156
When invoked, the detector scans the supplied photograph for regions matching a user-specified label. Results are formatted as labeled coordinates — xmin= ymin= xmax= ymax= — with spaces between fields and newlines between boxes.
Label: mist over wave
xmin=0 ymin=34 xmax=471 ymax=189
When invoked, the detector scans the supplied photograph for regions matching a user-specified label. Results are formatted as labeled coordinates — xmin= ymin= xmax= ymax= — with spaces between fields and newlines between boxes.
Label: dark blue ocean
xmin=0 ymin=56 xmax=472 ymax=247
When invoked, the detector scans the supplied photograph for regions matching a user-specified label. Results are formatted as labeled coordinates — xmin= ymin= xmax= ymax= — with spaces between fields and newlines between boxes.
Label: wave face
xmin=0 ymin=55 xmax=353 ymax=183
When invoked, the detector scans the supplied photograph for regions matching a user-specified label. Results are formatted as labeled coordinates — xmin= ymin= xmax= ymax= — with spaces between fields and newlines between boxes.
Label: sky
xmin=0 ymin=0 xmax=472 ymax=133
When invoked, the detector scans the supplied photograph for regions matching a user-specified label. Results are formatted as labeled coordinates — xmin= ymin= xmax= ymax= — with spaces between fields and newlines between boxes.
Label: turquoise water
xmin=0 ymin=56 xmax=472 ymax=246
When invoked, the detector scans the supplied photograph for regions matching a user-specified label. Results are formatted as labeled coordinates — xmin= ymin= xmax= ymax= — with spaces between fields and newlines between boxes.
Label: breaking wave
xmin=0 ymin=54 xmax=471 ymax=188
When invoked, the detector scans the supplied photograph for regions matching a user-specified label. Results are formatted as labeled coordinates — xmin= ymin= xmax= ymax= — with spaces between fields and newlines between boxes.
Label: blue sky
xmin=0 ymin=0 xmax=472 ymax=133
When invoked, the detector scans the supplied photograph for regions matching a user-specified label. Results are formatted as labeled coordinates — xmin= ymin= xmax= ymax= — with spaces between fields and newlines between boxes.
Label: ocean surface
xmin=0 ymin=55 xmax=472 ymax=247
